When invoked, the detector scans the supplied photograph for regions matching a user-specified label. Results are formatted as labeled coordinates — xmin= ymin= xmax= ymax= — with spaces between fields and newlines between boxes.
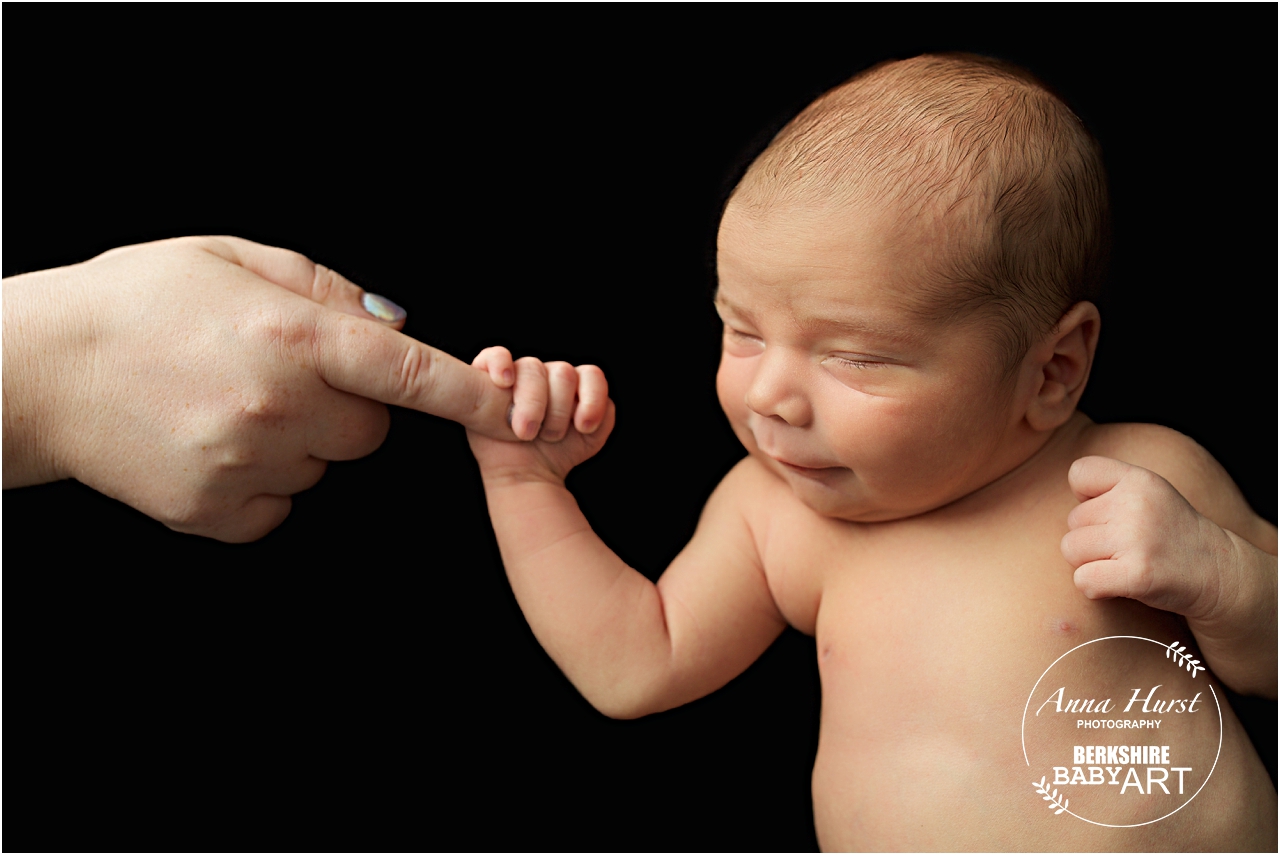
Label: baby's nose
xmin=744 ymin=347 xmax=812 ymax=427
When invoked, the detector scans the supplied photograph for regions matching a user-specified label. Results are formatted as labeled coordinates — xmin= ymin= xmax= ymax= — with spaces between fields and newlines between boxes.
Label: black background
xmin=5 ymin=7 xmax=1276 ymax=852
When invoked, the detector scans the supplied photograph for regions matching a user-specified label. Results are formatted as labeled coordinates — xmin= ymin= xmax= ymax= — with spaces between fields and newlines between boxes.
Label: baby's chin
xmin=776 ymin=462 xmax=948 ymax=523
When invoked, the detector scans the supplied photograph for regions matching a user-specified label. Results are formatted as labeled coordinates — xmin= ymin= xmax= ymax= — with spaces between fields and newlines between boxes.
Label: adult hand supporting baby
xmin=2 ymin=236 xmax=524 ymax=542
xmin=1061 ymin=455 xmax=1278 ymax=698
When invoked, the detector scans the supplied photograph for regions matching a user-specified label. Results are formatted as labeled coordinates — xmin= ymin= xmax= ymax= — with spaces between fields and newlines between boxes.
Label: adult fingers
xmin=173 ymin=494 xmax=294 ymax=544
xmin=245 ymin=456 xmax=331 ymax=498
xmin=200 ymin=236 xmax=407 ymax=329
xmin=305 ymin=390 xmax=392 ymax=462
xmin=1067 ymin=455 xmax=1134 ymax=503
xmin=472 ymin=347 xmax=516 ymax=389
xmin=573 ymin=365 xmax=608 ymax=434
xmin=538 ymin=362 xmax=579 ymax=442
xmin=511 ymin=357 xmax=550 ymax=441
xmin=310 ymin=313 xmax=518 ymax=441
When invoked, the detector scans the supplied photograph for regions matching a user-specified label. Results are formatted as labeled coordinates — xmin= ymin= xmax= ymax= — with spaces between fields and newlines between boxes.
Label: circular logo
xmin=1021 ymin=636 xmax=1221 ymax=827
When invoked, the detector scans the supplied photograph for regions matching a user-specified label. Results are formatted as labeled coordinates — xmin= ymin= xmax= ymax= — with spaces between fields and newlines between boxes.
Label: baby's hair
xmin=732 ymin=53 xmax=1111 ymax=372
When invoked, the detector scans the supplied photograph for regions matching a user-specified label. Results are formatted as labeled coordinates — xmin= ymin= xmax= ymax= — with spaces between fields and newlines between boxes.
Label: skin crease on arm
xmin=1 ymin=236 xmax=528 ymax=542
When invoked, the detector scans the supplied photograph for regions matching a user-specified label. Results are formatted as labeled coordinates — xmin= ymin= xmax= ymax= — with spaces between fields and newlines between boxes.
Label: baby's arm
xmin=1061 ymin=432 xmax=1277 ymax=698
xmin=467 ymin=352 xmax=786 ymax=718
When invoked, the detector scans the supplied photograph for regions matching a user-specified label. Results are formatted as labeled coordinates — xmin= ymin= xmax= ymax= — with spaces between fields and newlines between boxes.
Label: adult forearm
xmin=482 ymin=477 xmax=676 ymax=718
xmin=2 ymin=268 xmax=76 ymax=488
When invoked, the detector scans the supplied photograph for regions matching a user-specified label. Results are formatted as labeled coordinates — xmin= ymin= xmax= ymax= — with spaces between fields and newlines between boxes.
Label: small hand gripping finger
xmin=539 ymin=362 xmax=581 ymax=442
xmin=310 ymin=314 xmax=517 ymax=440
xmin=472 ymin=346 xmax=517 ymax=390
xmin=573 ymin=365 xmax=608 ymax=434
xmin=510 ymin=357 xmax=551 ymax=441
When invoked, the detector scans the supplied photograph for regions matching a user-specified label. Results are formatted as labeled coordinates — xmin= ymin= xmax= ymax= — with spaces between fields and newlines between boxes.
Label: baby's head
xmin=714 ymin=53 xmax=1110 ymax=521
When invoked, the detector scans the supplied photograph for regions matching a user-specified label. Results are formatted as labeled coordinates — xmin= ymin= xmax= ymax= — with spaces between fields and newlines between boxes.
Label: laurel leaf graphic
xmin=1064 ymin=799 xmax=1069 ymax=809
xmin=1055 ymin=808 xmax=1065 ymax=815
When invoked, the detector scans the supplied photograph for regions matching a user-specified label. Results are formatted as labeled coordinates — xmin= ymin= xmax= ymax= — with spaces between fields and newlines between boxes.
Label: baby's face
xmin=715 ymin=199 xmax=1030 ymax=522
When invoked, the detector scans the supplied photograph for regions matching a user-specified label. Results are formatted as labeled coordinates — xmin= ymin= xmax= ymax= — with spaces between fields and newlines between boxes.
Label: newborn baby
xmin=466 ymin=53 xmax=1276 ymax=850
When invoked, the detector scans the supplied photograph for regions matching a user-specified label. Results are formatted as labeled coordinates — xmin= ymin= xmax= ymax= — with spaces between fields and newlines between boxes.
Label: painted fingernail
xmin=501 ymin=369 xmax=514 ymax=386
xmin=580 ymin=419 xmax=597 ymax=433
xmin=526 ymin=421 xmax=542 ymax=441
xmin=506 ymin=403 xmax=515 ymax=427
xmin=361 ymin=292 xmax=407 ymax=323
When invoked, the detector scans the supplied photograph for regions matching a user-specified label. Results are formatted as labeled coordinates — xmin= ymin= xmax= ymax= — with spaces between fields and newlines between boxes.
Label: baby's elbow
xmin=593 ymin=698 xmax=650 ymax=721
xmin=580 ymin=673 xmax=670 ymax=721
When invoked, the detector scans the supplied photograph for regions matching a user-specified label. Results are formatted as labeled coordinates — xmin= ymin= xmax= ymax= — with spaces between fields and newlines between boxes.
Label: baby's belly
xmin=808 ymin=547 xmax=1276 ymax=852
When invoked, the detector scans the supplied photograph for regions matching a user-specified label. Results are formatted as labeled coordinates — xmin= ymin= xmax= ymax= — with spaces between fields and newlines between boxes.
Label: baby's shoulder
xmin=702 ymin=454 xmax=816 ymax=537
xmin=1078 ymin=421 xmax=1267 ymax=538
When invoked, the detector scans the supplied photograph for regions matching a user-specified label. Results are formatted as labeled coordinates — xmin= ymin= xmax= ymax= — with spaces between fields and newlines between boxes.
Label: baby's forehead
xmin=715 ymin=196 xmax=1000 ymax=347
xmin=718 ymin=193 xmax=972 ymax=299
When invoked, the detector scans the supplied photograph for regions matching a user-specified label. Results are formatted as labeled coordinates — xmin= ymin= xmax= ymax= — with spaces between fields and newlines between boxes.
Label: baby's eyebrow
xmin=800 ymin=316 xmax=924 ymax=345
xmin=715 ymin=290 xmax=925 ymax=347
xmin=712 ymin=292 xmax=751 ymax=320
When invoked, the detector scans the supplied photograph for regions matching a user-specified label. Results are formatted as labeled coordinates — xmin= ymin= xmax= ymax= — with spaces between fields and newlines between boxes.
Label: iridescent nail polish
xmin=362 ymin=292 xmax=407 ymax=323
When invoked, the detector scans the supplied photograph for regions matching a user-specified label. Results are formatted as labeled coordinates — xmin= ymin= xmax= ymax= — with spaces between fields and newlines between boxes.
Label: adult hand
xmin=3 ymin=236 xmax=521 ymax=542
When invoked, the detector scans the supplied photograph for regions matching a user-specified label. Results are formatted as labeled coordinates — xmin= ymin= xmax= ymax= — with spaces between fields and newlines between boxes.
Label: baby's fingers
xmin=573 ymin=366 xmax=608 ymax=434
xmin=539 ymin=362 xmax=580 ymax=442
xmin=511 ymin=357 xmax=549 ymax=441
xmin=1072 ymin=559 xmax=1132 ymax=601
xmin=1060 ymin=524 xmax=1117 ymax=569
xmin=472 ymin=346 xmax=515 ymax=389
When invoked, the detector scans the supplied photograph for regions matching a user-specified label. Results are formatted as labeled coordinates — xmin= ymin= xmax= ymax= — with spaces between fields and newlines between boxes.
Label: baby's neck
xmin=947 ymin=411 xmax=1094 ymax=516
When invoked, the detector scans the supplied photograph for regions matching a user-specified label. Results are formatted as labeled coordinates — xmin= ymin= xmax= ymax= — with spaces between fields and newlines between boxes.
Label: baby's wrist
xmin=1186 ymin=525 xmax=1269 ymax=630
xmin=478 ymin=461 xmax=569 ymax=491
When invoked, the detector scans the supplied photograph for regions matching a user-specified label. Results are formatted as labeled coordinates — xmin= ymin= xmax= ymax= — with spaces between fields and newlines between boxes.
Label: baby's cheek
xmin=715 ymin=357 xmax=749 ymax=421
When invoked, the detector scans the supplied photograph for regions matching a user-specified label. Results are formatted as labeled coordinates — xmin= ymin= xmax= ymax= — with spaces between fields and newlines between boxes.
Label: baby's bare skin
xmin=736 ymin=413 xmax=1275 ymax=850
xmin=466 ymin=178 xmax=1277 ymax=852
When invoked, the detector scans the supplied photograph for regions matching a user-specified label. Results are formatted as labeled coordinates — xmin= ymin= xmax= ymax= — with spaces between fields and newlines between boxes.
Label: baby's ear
xmin=1023 ymin=302 xmax=1101 ymax=431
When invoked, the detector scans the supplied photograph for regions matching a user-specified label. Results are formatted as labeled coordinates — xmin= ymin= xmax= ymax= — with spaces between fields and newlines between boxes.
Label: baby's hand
xmin=467 ymin=346 xmax=614 ymax=485
xmin=1060 ymin=456 xmax=1238 ymax=622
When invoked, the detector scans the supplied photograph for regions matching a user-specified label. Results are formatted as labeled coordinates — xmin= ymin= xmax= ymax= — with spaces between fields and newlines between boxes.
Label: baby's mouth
xmin=772 ymin=457 xmax=848 ymax=479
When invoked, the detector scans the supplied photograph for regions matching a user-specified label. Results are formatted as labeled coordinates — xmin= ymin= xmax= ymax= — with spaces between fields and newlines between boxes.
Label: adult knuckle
xmin=246 ymin=306 xmax=310 ymax=356
xmin=310 ymin=262 xmax=340 ymax=304
xmin=396 ymin=343 xmax=438 ymax=403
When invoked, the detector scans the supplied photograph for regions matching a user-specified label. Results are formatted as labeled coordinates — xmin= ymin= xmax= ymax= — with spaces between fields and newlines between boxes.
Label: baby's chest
xmin=760 ymin=499 xmax=1182 ymax=667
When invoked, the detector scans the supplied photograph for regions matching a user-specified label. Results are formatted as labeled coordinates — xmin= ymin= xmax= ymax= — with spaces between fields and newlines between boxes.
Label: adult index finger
xmin=311 ymin=310 xmax=520 ymax=439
